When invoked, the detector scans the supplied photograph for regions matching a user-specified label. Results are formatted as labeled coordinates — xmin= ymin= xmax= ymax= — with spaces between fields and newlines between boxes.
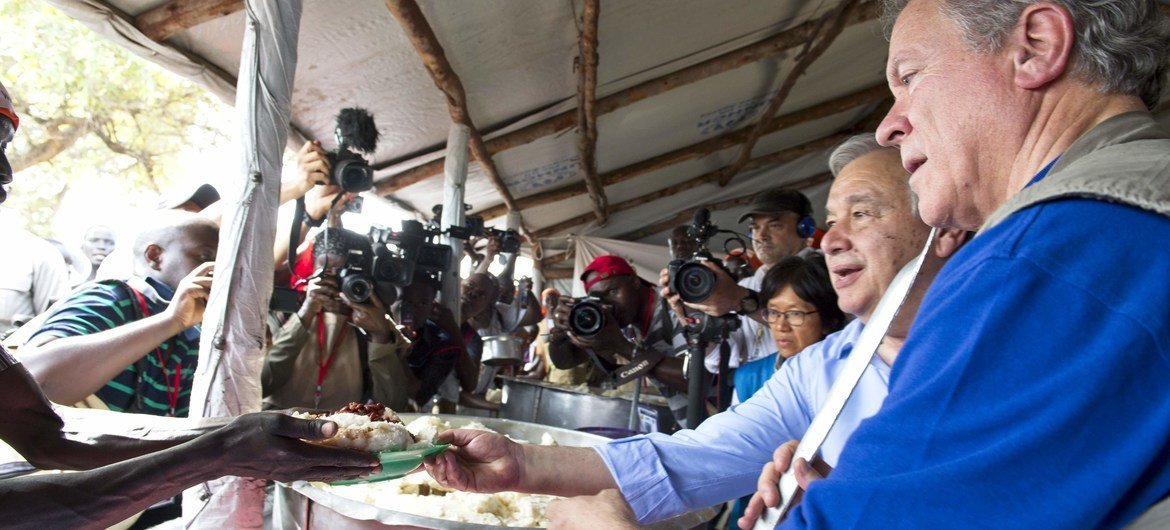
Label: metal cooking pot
xmin=498 ymin=376 xmax=679 ymax=433
xmin=480 ymin=334 xmax=523 ymax=366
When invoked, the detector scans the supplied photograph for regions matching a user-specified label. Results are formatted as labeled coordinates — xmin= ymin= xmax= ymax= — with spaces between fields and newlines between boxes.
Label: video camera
xmin=429 ymin=204 xmax=521 ymax=254
xmin=327 ymin=108 xmax=378 ymax=193
xmin=368 ymin=220 xmax=451 ymax=288
xmin=667 ymin=208 xmax=736 ymax=303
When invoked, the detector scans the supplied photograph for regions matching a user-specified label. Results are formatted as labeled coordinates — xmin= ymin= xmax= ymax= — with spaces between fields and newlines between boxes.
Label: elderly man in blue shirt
xmin=421 ymin=134 xmax=969 ymax=526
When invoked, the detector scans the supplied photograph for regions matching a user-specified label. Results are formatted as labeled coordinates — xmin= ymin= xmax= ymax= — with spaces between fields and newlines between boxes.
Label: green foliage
xmin=0 ymin=0 xmax=231 ymax=236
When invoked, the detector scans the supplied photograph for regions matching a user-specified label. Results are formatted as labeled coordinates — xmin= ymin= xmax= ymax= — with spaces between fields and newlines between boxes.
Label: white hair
xmin=828 ymin=133 xmax=889 ymax=177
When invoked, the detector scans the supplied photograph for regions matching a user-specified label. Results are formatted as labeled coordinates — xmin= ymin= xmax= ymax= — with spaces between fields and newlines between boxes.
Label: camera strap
xmin=612 ymin=346 xmax=666 ymax=386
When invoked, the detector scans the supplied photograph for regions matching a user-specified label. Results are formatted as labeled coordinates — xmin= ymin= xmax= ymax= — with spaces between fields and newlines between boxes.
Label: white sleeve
xmin=31 ymin=246 xmax=70 ymax=314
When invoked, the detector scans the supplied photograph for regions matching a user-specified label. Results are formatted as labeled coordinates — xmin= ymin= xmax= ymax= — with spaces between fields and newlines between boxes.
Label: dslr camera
xmin=485 ymin=227 xmax=522 ymax=254
xmin=567 ymin=296 xmax=607 ymax=338
xmin=327 ymin=108 xmax=378 ymax=194
xmin=668 ymin=208 xmax=732 ymax=304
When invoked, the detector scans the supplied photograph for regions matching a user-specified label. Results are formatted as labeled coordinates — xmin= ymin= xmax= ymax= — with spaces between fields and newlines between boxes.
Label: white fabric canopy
xmin=569 ymin=235 xmax=672 ymax=297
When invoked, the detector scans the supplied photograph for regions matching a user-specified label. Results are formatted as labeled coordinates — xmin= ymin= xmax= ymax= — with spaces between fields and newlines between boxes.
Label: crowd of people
xmin=0 ymin=0 xmax=1168 ymax=528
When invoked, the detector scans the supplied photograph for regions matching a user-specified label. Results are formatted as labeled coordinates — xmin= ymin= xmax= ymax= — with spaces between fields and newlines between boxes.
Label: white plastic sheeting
xmin=181 ymin=1 xmax=302 ymax=527
xmin=568 ymin=235 xmax=671 ymax=298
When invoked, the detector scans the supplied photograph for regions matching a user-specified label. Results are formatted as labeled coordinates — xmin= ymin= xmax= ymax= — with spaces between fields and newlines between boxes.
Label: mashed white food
xmin=294 ymin=407 xmax=419 ymax=452
xmin=323 ymin=416 xmax=562 ymax=527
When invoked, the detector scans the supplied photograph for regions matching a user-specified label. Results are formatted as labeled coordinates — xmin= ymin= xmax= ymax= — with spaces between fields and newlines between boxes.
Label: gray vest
xmin=978 ymin=112 xmax=1170 ymax=529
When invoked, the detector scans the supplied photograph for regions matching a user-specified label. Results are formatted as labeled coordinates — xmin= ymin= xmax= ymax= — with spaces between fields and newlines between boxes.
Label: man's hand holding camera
xmin=550 ymin=298 xmax=631 ymax=363
xmin=659 ymin=261 xmax=752 ymax=318
xmin=342 ymin=291 xmax=394 ymax=344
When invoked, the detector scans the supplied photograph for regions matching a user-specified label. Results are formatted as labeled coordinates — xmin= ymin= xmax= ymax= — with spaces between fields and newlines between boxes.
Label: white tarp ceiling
xmin=54 ymin=0 xmax=1170 ymax=261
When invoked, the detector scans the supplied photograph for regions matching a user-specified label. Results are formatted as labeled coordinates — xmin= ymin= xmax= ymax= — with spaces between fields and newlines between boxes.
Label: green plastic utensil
xmin=330 ymin=443 xmax=450 ymax=486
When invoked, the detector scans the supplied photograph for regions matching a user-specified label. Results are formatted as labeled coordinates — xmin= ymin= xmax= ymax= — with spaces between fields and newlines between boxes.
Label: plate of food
xmin=294 ymin=403 xmax=451 ymax=485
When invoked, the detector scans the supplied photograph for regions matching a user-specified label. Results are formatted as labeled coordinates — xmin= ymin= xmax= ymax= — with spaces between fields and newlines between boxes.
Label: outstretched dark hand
xmin=210 ymin=411 xmax=380 ymax=483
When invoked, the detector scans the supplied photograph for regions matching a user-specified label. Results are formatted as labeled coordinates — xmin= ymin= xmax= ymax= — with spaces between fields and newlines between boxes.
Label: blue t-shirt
xmin=30 ymin=278 xmax=201 ymax=416
xmin=784 ymin=198 xmax=1170 ymax=529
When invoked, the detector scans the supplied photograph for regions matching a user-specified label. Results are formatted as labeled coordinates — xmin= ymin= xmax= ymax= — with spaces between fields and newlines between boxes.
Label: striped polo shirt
xmin=30 ymin=277 xmax=201 ymax=416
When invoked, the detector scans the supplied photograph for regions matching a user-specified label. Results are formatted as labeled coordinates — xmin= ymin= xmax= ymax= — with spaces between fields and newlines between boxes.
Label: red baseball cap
xmin=581 ymin=255 xmax=635 ymax=292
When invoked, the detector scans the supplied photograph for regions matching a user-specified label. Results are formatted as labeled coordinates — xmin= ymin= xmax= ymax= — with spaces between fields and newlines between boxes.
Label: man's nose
xmin=820 ymin=225 xmax=850 ymax=255
xmin=876 ymin=98 xmax=910 ymax=148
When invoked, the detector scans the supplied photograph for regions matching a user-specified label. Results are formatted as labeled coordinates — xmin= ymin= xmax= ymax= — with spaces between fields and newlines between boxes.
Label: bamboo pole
xmin=371 ymin=1 xmax=880 ymax=194
xmin=383 ymin=0 xmax=532 ymax=240
xmin=716 ymin=0 xmax=857 ymax=187
xmin=576 ymin=0 xmax=607 ymax=224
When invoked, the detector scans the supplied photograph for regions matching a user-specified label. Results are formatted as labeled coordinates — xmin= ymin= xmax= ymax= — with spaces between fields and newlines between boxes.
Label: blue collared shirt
xmin=595 ymin=319 xmax=893 ymax=524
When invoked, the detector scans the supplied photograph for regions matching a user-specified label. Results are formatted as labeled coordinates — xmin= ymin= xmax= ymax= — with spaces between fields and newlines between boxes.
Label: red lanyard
xmin=130 ymin=289 xmax=181 ymax=417
xmin=314 ymin=312 xmax=347 ymax=408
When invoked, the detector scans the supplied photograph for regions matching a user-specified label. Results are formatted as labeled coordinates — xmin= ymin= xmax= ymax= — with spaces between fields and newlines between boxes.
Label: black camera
xmin=668 ymin=208 xmax=730 ymax=304
xmin=690 ymin=313 xmax=741 ymax=342
xmin=327 ymin=108 xmax=378 ymax=193
xmin=430 ymin=204 xmax=485 ymax=241
xmin=568 ymin=296 xmax=607 ymax=338
xmin=339 ymin=267 xmax=375 ymax=303
xmin=368 ymin=220 xmax=454 ymax=288
xmin=486 ymin=227 xmax=522 ymax=254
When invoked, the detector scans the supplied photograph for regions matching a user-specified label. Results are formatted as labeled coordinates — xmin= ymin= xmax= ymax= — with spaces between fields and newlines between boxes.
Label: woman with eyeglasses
xmin=743 ymin=256 xmax=846 ymax=397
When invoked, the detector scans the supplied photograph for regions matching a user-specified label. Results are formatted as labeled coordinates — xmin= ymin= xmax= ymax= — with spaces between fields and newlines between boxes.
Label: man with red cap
xmin=0 ymin=79 xmax=377 ymax=526
xmin=549 ymin=255 xmax=690 ymax=426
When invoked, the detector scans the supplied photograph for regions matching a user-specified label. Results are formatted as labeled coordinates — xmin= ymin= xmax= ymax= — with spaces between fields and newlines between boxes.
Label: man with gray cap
xmin=703 ymin=189 xmax=818 ymax=404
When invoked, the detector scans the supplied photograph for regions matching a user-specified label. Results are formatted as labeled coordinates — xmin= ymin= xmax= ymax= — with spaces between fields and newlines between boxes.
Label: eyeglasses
xmin=761 ymin=308 xmax=817 ymax=326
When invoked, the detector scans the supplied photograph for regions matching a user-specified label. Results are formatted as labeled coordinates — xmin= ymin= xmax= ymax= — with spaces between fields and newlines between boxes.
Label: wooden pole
xmin=372 ymin=1 xmax=880 ymax=194
xmin=616 ymin=172 xmax=832 ymax=242
xmin=576 ymin=0 xmax=607 ymax=224
xmin=716 ymin=0 xmax=857 ymax=187
xmin=476 ymin=84 xmax=887 ymax=221
xmin=135 ymin=0 xmax=245 ymax=41
xmin=383 ymin=0 xmax=532 ymax=240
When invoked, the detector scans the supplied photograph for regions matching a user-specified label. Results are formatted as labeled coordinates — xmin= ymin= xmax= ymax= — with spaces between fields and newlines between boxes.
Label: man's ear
xmin=1007 ymin=2 xmax=1075 ymax=90
xmin=933 ymin=228 xmax=972 ymax=259
xmin=143 ymin=243 xmax=164 ymax=271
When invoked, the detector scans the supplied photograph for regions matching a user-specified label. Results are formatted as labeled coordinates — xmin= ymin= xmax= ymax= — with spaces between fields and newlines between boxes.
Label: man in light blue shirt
xmin=421 ymin=135 xmax=968 ymax=526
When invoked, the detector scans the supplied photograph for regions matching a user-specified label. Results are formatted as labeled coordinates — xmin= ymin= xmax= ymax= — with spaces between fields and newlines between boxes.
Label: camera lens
xmin=334 ymin=159 xmax=373 ymax=193
xmin=569 ymin=301 xmax=605 ymax=337
xmin=674 ymin=263 xmax=716 ymax=304
xmin=342 ymin=275 xmax=374 ymax=303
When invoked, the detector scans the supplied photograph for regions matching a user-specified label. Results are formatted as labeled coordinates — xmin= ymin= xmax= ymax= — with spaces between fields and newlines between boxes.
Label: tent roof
xmin=51 ymin=0 xmax=1170 ymax=277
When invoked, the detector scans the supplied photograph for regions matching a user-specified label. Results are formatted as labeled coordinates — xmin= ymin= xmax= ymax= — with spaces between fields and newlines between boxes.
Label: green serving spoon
xmin=331 ymin=443 xmax=451 ymax=486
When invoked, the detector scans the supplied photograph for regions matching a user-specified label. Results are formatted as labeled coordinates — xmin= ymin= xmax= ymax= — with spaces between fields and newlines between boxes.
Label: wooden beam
xmin=532 ymin=131 xmax=851 ymax=240
xmin=542 ymin=267 xmax=575 ymax=280
xmin=541 ymin=251 xmax=574 ymax=268
xmin=134 ymin=0 xmax=244 ymax=41
xmin=576 ymin=0 xmax=607 ymax=224
xmin=616 ymin=172 xmax=832 ymax=242
xmin=717 ymin=0 xmax=856 ymax=187
xmin=384 ymin=0 xmax=532 ymax=241
xmin=477 ymin=83 xmax=889 ymax=221
xmin=372 ymin=1 xmax=880 ymax=195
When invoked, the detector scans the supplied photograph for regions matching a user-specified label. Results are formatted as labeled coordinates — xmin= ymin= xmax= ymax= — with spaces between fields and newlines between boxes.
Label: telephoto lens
xmin=568 ymin=297 xmax=606 ymax=338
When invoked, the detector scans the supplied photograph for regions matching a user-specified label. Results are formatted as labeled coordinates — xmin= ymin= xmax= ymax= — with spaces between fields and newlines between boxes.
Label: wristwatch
xmin=737 ymin=290 xmax=761 ymax=315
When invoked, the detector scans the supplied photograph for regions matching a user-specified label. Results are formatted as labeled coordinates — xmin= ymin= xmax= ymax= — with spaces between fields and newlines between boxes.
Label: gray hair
xmin=881 ymin=0 xmax=1170 ymax=109
xmin=828 ymin=133 xmax=888 ymax=177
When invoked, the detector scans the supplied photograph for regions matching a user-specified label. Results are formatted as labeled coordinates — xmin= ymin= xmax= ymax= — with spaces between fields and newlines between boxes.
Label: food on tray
xmin=322 ymin=415 xmax=563 ymax=527
xmin=295 ymin=402 xmax=422 ymax=452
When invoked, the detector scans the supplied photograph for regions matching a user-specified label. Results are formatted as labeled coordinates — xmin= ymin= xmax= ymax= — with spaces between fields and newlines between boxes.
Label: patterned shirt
xmin=29 ymin=277 xmax=200 ymax=416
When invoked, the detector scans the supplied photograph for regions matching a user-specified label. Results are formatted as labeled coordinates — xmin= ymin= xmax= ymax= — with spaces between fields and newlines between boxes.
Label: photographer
xmin=393 ymin=270 xmax=478 ymax=409
xmin=263 ymin=228 xmax=412 ymax=411
xmin=549 ymin=255 xmax=691 ymax=424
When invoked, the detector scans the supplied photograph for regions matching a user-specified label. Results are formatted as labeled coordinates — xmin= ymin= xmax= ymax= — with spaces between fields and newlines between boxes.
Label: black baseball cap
xmin=158 ymin=182 xmax=220 ymax=211
xmin=737 ymin=189 xmax=812 ymax=224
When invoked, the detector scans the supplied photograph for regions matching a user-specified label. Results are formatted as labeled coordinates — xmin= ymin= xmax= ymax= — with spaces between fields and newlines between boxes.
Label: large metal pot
xmin=480 ymin=335 xmax=523 ymax=366
xmin=498 ymin=376 xmax=678 ymax=433
xmin=274 ymin=414 xmax=712 ymax=529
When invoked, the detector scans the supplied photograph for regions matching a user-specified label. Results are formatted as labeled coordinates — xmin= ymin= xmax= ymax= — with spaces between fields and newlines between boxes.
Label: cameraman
xmin=700 ymin=189 xmax=816 ymax=404
xmin=549 ymin=256 xmax=691 ymax=424
xmin=393 ymin=270 xmax=479 ymax=410
xmin=263 ymin=228 xmax=411 ymax=411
